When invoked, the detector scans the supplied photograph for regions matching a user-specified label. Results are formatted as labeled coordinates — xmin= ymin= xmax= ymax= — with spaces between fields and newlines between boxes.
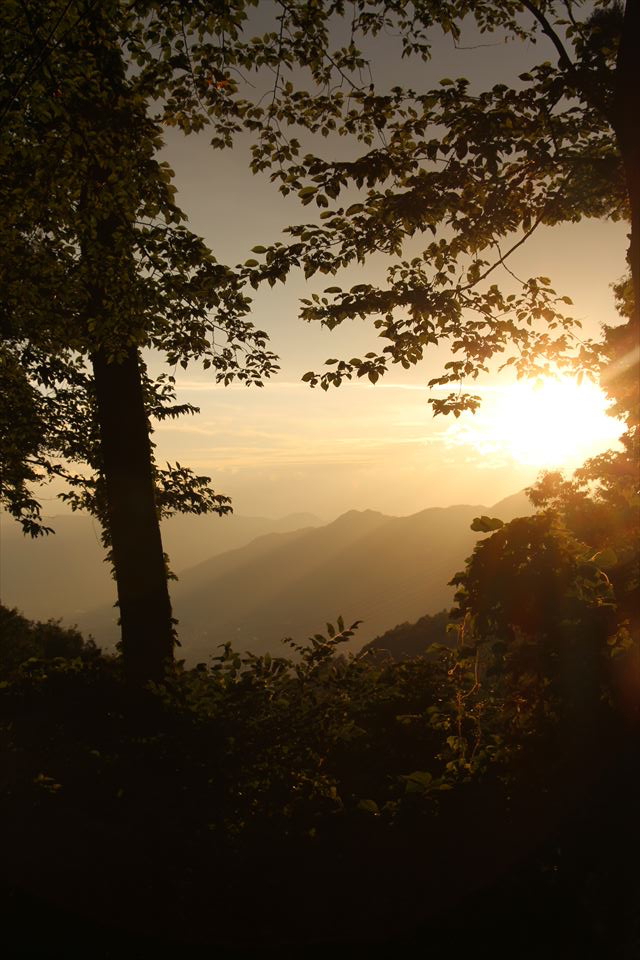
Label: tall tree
xmin=0 ymin=0 xmax=277 ymax=680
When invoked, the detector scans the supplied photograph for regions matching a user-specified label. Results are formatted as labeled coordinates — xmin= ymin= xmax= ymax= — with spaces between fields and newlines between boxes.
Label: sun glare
xmin=446 ymin=376 xmax=625 ymax=469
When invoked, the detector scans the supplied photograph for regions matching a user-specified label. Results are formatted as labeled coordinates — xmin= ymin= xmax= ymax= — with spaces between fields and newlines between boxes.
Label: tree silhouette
xmin=0 ymin=1 xmax=277 ymax=680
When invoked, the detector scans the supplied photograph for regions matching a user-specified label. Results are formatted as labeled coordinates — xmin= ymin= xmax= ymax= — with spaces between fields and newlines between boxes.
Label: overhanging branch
xmin=519 ymin=0 xmax=611 ymax=120
xmin=520 ymin=0 xmax=576 ymax=73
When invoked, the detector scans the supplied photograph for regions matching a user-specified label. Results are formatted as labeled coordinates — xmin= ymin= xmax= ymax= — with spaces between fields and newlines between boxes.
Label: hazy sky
xmin=135 ymin=9 xmax=627 ymax=522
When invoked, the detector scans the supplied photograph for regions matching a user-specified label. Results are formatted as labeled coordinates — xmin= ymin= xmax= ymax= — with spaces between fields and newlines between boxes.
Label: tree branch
xmin=519 ymin=0 xmax=576 ymax=73
xmin=519 ymin=0 xmax=611 ymax=121
xmin=462 ymin=214 xmax=544 ymax=290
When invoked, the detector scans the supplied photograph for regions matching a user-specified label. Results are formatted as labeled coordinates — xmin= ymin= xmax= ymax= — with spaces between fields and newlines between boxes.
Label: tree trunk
xmin=72 ymin=6 xmax=175 ymax=683
xmin=600 ymin=0 xmax=640 ymax=428
xmin=92 ymin=346 xmax=174 ymax=682
xmin=615 ymin=0 xmax=640 ymax=322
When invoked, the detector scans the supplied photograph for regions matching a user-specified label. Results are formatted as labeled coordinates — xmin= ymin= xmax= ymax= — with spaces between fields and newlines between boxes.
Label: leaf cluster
xmin=129 ymin=0 xmax=626 ymax=409
xmin=0 ymin=0 xmax=279 ymax=534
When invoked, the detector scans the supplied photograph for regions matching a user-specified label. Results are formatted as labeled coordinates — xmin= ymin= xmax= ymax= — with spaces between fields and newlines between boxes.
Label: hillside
xmin=0 ymin=510 xmax=320 ymax=623
xmin=75 ymin=491 xmax=533 ymax=661
xmin=364 ymin=609 xmax=453 ymax=660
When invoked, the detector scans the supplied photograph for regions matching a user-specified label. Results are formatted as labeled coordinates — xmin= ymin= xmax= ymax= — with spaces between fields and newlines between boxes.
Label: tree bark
xmin=92 ymin=346 xmax=174 ymax=682
xmin=71 ymin=6 xmax=175 ymax=683
xmin=614 ymin=0 xmax=640 ymax=322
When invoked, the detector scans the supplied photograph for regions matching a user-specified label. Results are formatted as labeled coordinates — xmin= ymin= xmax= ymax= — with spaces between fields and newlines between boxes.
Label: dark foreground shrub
xmin=0 ymin=604 xmax=100 ymax=678
xmin=1 ymin=617 xmax=639 ymax=956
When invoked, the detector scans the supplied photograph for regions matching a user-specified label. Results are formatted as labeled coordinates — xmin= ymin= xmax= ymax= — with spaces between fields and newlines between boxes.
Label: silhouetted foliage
xmin=0 ymin=605 xmax=100 ymax=679
xmin=1 ymin=609 xmax=639 ymax=952
xmin=0 ymin=1 xmax=277 ymax=679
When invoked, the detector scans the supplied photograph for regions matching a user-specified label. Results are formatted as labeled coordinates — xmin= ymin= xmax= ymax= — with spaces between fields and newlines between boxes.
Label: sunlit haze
xmin=146 ymin=365 xmax=625 ymax=521
xmin=443 ymin=376 xmax=625 ymax=471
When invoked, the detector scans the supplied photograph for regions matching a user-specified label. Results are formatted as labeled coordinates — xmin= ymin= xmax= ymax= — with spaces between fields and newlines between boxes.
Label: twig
xmin=461 ymin=215 xmax=544 ymax=290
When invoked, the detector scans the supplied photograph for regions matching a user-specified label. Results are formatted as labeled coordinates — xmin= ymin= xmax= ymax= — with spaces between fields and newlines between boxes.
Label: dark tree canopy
xmin=1 ymin=0 xmax=280 ymax=677
xmin=1 ymin=0 xmax=278 ymax=535
xmin=129 ymin=1 xmax=637 ymax=416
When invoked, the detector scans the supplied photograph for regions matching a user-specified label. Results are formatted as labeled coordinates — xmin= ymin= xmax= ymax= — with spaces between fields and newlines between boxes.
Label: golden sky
xmin=149 ymin=218 xmax=627 ymax=521
xmin=150 ymin=147 xmax=627 ymax=518
xmin=137 ymin=14 xmax=629 ymax=520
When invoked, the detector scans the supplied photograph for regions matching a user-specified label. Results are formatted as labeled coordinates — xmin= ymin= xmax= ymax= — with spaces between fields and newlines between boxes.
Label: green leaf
xmin=470 ymin=516 xmax=504 ymax=533
xmin=591 ymin=547 xmax=618 ymax=570
xmin=403 ymin=771 xmax=433 ymax=794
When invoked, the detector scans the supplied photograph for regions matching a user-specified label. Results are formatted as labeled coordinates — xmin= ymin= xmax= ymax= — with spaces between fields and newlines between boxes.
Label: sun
xmin=447 ymin=375 xmax=625 ymax=470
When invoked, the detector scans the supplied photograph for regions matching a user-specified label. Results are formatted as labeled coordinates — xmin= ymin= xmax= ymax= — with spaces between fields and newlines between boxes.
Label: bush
xmin=1 ymin=612 xmax=638 ymax=953
xmin=0 ymin=604 xmax=100 ymax=678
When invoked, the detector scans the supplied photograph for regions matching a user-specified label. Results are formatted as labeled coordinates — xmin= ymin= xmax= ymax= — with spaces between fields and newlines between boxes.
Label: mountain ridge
xmin=0 ymin=510 xmax=321 ymax=622
xmin=2 ymin=493 xmax=534 ymax=660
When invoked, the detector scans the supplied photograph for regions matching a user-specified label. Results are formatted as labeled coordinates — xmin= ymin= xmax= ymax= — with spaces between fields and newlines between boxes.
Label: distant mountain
xmin=359 ymin=504 xmax=533 ymax=659
xmin=164 ymin=511 xmax=320 ymax=571
xmin=1 ymin=512 xmax=108 ymax=624
xmin=79 ymin=494 xmax=535 ymax=662
xmin=489 ymin=489 xmax=533 ymax=522
xmin=3 ymin=494 xmax=535 ymax=661
xmin=0 ymin=510 xmax=320 ymax=624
